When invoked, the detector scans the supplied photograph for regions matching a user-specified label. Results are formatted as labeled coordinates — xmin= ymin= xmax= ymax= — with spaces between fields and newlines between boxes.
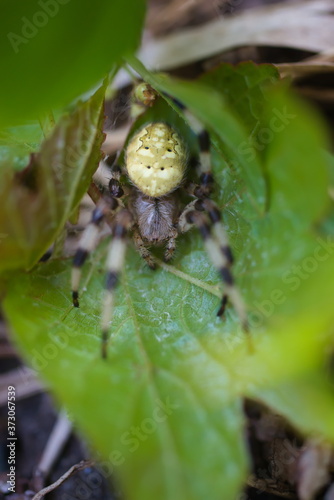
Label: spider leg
xmin=177 ymin=105 xmax=214 ymax=195
xmin=71 ymin=165 xmax=124 ymax=308
xmin=192 ymin=197 xmax=234 ymax=266
xmin=178 ymin=202 xmax=248 ymax=331
xmin=133 ymin=228 xmax=157 ymax=270
xmin=164 ymin=227 xmax=178 ymax=262
xmin=183 ymin=111 xmax=236 ymax=261
xmin=184 ymin=123 xmax=234 ymax=268
xmin=71 ymin=198 xmax=116 ymax=307
xmin=101 ymin=209 xmax=133 ymax=359
xmin=133 ymin=225 xmax=178 ymax=267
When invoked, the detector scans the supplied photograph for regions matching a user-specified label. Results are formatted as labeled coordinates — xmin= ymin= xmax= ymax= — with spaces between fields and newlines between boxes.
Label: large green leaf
xmin=4 ymin=252 xmax=249 ymax=500
xmin=0 ymin=0 xmax=146 ymax=126
xmin=3 ymin=64 xmax=334 ymax=500
xmin=0 ymin=82 xmax=106 ymax=272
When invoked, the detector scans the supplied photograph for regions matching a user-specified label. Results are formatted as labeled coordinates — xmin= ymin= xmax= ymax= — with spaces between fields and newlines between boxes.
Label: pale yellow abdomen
xmin=126 ymin=122 xmax=187 ymax=198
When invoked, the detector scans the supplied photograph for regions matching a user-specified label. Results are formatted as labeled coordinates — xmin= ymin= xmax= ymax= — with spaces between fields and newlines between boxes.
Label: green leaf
xmin=0 ymin=0 xmax=146 ymax=126
xmin=3 ymin=254 xmax=249 ymax=500
xmin=0 ymin=82 xmax=106 ymax=272
xmin=200 ymin=61 xmax=280 ymax=135
xmin=3 ymin=63 xmax=334 ymax=500
xmin=243 ymin=89 xmax=330 ymax=307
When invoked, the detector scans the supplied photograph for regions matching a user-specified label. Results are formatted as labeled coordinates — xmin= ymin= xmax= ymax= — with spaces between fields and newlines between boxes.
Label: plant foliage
xmin=2 ymin=58 xmax=334 ymax=500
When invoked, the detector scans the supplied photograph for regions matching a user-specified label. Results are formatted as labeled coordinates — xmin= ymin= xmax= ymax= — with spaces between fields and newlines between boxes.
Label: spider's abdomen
xmin=126 ymin=122 xmax=187 ymax=198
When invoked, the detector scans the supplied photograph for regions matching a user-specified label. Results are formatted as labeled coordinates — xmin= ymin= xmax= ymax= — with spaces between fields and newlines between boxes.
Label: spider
xmin=71 ymin=83 xmax=248 ymax=358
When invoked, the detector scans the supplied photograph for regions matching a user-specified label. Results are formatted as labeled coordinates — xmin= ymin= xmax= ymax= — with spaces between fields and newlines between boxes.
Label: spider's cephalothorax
xmin=71 ymin=84 xmax=248 ymax=358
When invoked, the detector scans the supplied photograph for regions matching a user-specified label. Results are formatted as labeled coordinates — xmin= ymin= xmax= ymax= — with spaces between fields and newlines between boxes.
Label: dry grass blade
xmin=34 ymin=410 xmax=73 ymax=491
xmin=140 ymin=0 xmax=334 ymax=71
xmin=146 ymin=0 xmax=225 ymax=36
xmin=277 ymin=62 xmax=334 ymax=80
xmin=297 ymin=439 xmax=333 ymax=500
xmin=32 ymin=460 xmax=94 ymax=500
xmin=276 ymin=48 xmax=334 ymax=81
